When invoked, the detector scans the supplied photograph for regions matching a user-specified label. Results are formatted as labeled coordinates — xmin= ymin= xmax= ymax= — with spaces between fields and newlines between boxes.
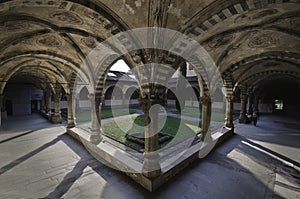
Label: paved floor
xmin=0 ymin=114 xmax=299 ymax=198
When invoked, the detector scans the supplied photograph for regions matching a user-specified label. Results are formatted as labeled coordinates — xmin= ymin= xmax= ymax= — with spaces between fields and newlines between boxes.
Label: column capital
xmin=88 ymin=93 xmax=95 ymax=100
xmin=139 ymin=92 xmax=165 ymax=111
xmin=200 ymin=94 xmax=211 ymax=105
xmin=226 ymin=94 xmax=234 ymax=101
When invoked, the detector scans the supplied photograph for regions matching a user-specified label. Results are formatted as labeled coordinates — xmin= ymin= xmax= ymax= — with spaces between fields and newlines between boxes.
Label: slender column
xmin=40 ymin=98 xmax=45 ymax=111
xmin=95 ymin=95 xmax=103 ymax=124
xmin=200 ymin=94 xmax=212 ymax=141
xmin=45 ymin=89 xmax=51 ymax=114
xmin=51 ymin=84 xmax=62 ymax=123
xmin=247 ymin=92 xmax=254 ymax=115
xmin=253 ymin=94 xmax=259 ymax=113
xmin=75 ymin=94 xmax=80 ymax=113
xmin=239 ymin=93 xmax=249 ymax=123
xmin=0 ymin=94 xmax=3 ymax=126
xmin=142 ymin=93 xmax=162 ymax=178
xmin=88 ymin=93 xmax=102 ymax=144
xmin=224 ymin=94 xmax=234 ymax=129
xmin=66 ymin=93 xmax=76 ymax=128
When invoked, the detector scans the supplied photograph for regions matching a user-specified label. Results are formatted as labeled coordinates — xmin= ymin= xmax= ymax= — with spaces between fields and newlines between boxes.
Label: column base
xmin=142 ymin=152 xmax=161 ymax=178
xmin=66 ymin=121 xmax=76 ymax=128
xmin=199 ymin=130 xmax=213 ymax=142
xmin=90 ymin=133 xmax=102 ymax=145
xmin=224 ymin=121 xmax=234 ymax=129
xmin=50 ymin=115 xmax=62 ymax=123
xmin=239 ymin=114 xmax=250 ymax=124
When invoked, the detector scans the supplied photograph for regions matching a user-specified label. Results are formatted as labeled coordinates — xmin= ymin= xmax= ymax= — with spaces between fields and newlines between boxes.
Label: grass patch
xmin=169 ymin=107 xmax=239 ymax=122
xmin=102 ymin=108 xmax=136 ymax=119
xmin=102 ymin=115 xmax=201 ymax=151
xmin=62 ymin=108 xmax=137 ymax=122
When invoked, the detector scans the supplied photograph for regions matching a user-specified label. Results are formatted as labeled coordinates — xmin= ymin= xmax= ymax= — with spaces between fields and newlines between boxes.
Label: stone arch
xmin=166 ymin=87 xmax=177 ymax=100
xmin=104 ymin=85 xmax=123 ymax=100
xmin=79 ymin=87 xmax=89 ymax=100
xmin=124 ymin=86 xmax=139 ymax=100
xmin=185 ymin=0 xmax=296 ymax=37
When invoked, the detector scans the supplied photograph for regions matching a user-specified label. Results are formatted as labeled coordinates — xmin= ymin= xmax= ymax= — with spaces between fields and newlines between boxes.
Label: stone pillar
xmin=51 ymin=84 xmax=62 ymax=123
xmin=95 ymin=95 xmax=103 ymax=124
xmin=40 ymin=98 xmax=45 ymax=111
xmin=239 ymin=93 xmax=249 ymax=123
xmin=88 ymin=93 xmax=102 ymax=144
xmin=224 ymin=94 xmax=234 ymax=129
xmin=0 ymin=94 xmax=3 ymax=126
xmin=66 ymin=93 xmax=76 ymax=128
xmin=200 ymin=94 xmax=212 ymax=141
xmin=75 ymin=94 xmax=80 ymax=113
xmin=247 ymin=92 xmax=254 ymax=115
xmin=45 ymin=89 xmax=51 ymax=114
xmin=253 ymin=94 xmax=259 ymax=113
xmin=142 ymin=93 xmax=162 ymax=178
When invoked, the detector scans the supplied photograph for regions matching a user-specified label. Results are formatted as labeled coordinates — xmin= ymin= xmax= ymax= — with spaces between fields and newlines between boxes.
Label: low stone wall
xmin=66 ymin=125 xmax=234 ymax=192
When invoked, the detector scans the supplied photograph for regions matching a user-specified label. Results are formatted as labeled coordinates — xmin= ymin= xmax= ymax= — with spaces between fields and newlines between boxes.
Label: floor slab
xmin=0 ymin=114 xmax=299 ymax=198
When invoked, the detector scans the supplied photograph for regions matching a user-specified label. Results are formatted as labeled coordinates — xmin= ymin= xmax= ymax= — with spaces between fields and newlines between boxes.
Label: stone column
xmin=45 ymin=89 xmax=51 ymax=114
xmin=95 ymin=95 xmax=103 ymax=124
xmin=51 ymin=84 xmax=62 ymax=123
xmin=253 ymin=94 xmax=259 ymax=113
xmin=0 ymin=94 xmax=3 ymax=126
xmin=88 ymin=93 xmax=102 ymax=144
xmin=224 ymin=94 xmax=234 ymax=129
xmin=200 ymin=94 xmax=212 ymax=141
xmin=40 ymin=97 xmax=45 ymax=111
xmin=247 ymin=92 xmax=254 ymax=115
xmin=75 ymin=94 xmax=80 ymax=113
xmin=239 ymin=93 xmax=249 ymax=123
xmin=66 ymin=93 xmax=76 ymax=128
xmin=142 ymin=93 xmax=162 ymax=178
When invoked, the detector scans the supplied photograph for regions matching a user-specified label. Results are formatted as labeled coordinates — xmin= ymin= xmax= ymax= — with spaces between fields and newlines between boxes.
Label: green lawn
xmin=62 ymin=108 xmax=137 ymax=122
xmin=169 ymin=107 xmax=239 ymax=122
xmin=61 ymin=106 xmax=239 ymax=152
xmin=102 ymin=115 xmax=201 ymax=151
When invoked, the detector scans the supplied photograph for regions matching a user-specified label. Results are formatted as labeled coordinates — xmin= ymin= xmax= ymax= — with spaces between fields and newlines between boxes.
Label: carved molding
xmin=1 ymin=21 xmax=30 ymax=31
xmin=81 ymin=37 xmax=97 ymax=49
xmin=248 ymin=31 xmax=279 ymax=48
xmin=49 ymin=11 xmax=83 ymax=25
xmin=251 ymin=9 xmax=278 ymax=20
xmin=37 ymin=35 xmax=62 ymax=47
xmin=208 ymin=34 xmax=235 ymax=48
xmin=85 ymin=12 xmax=105 ymax=24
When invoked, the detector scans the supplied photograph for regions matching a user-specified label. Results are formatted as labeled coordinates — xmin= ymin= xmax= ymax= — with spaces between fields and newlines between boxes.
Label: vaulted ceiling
xmin=0 ymin=0 xmax=299 ymax=95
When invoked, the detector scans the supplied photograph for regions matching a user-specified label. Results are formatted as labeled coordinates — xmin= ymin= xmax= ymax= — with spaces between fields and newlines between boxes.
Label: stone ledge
xmin=66 ymin=126 xmax=234 ymax=192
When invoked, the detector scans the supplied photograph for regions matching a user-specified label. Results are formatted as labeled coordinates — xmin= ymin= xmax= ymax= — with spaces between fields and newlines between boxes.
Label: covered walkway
xmin=0 ymin=114 xmax=299 ymax=198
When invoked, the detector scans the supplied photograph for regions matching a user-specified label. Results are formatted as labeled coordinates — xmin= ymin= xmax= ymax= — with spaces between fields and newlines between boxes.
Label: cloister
xmin=0 ymin=0 xmax=299 ymax=197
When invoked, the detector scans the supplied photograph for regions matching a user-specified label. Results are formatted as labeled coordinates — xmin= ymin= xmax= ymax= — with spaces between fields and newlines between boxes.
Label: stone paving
xmin=0 ymin=113 xmax=299 ymax=198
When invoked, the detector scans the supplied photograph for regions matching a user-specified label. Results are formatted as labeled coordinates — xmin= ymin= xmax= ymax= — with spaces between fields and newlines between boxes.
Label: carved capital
xmin=140 ymin=92 xmax=165 ymax=111
xmin=200 ymin=94 xmax=211 ymax=105
xmin=226 ymin=94 xmax=234 ymax=102
xmin=88 ymin=93 xmax=95 ymax=101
